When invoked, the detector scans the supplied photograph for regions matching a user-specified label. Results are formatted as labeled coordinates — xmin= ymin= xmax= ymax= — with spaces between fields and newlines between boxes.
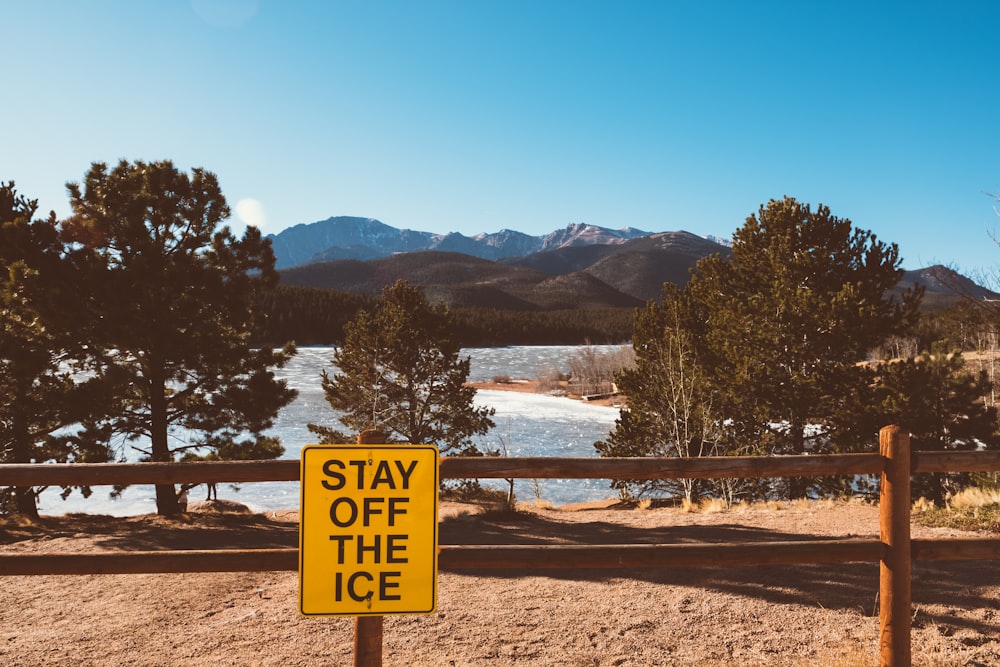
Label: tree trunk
xmin=11 ymin=407 xmax=40 ymax=519
xmin=149 ymin=367 xmax=179 ymax=515
xmin=787 ymin=416 xmax=808 ymax=499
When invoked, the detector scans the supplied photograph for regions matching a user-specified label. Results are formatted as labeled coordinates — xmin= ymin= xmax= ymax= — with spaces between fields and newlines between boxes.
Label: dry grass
xmin=699 ymin=497 xmax=728 ymax=513
xmin=948 ymin=486 xmax=1000 ymax=509
xmin=912 ymin=486 xmax=1000 ymax=515
xmin=676 ymin=497 xmax=863 ymax=516
xmin=912 ymin=496 xmax=937 ymax=513
xmin=679 ymin=497 xmax=728 ymax=513
xmin=913 ymin=487 xmax=1000 ymax=533
xmin=738 ymin=499 xmax=785 ymax=512
xmin=791 ymin=497 xmax=840 ymax=511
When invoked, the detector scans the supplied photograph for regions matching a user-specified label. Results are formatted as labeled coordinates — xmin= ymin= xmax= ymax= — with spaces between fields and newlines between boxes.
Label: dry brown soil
xmin=1 ymin=498 xmax=998 ymax=666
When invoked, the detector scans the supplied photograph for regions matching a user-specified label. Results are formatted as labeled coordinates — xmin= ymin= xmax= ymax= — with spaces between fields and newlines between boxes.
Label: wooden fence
xmin=3 ymin=425 xmax=1000 ymax=666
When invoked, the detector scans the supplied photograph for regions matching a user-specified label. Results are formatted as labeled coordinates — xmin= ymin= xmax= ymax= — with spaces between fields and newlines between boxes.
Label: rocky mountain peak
xmin=267 ymin=217 xmax=660 ymax=269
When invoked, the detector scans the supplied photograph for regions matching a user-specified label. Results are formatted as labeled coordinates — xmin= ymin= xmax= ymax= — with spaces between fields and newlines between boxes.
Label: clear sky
xmin=3 ymin=1 xmax=999 ymax=273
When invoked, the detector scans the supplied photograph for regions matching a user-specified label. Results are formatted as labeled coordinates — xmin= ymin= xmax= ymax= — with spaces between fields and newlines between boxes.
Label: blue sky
xmin=4 ymin=1 xmax=999 ymax=273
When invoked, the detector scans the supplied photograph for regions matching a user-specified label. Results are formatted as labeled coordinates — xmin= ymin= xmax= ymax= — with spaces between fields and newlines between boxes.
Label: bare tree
xmin=567 ymin=344 xmax=634 ymax=397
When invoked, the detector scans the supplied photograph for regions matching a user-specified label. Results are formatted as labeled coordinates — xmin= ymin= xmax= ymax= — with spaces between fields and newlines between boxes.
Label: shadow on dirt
xmin=438 ymin=507 xmax=1000 ymax=638
xmin=0 ymin=509 xmax=299 ymax=551
xmin=5 ymin=503 xmax=997 ymax=638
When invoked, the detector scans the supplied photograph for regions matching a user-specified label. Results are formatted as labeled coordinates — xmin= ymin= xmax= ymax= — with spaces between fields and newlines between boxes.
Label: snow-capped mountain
xmin=267 ymin=217 xmax=655 ymax=269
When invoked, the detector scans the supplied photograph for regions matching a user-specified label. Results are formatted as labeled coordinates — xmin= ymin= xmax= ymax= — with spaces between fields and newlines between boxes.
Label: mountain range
xmin=270 ymin=217 xmax=994 ymax=310
xmin=267 ymin=216 xmax=654 ymax=269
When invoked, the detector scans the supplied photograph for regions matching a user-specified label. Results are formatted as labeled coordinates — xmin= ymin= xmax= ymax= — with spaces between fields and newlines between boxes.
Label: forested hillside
xmin=256 ymin=231 xmax=996 ymax=348
xmin=252 ymin=285 xmax=375 ymax=346
xmin=252 ymin=284 xmax=634 ymax=346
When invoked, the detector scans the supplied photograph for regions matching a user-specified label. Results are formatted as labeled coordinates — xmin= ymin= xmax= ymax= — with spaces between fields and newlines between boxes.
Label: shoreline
xmin=467 ymin=378 xmax=626 ymax=408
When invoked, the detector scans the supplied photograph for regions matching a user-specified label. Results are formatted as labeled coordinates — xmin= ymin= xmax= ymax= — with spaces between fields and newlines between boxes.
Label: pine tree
xmin=64 ymin=160 xmax=297 ymax=515
xmin=606 ymin=197 xmax=928 ymax=500
xmin=686 ymin=198 xmax=922 ymax=496
xmin=867 ymin=347 xmax=997 ymax=502
xmin=310 ymin=280 xmax=495 ymax=454
xmin=0 ymin=182 xmax=113 ymax=517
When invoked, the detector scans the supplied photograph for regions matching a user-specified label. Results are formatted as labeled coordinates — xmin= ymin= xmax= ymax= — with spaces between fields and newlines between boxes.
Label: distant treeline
xmin=450 ymin=306 xmax=634 ymax=346
xmin=253 ymin=285 xmax=374 ymax=346
xmin=252 ymin=284 xmax=634 ymax=347
xmin=253 ymin=281 xmax=1000 ymax=353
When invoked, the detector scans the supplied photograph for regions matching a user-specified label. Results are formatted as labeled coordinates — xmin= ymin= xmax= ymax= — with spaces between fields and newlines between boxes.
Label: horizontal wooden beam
xmin=440 ymin=454 xmax=884 ymax=479
xmin=912 ymin=450 xmax=1000 ymax=473
xmin=4 ymin=537 xmax=1000 ymax=577
xmin=3 ymin=450 xmax=999 ymax=489
xmin=0 ymin=549 xmax=299 ymax=576
xmin=0 ymin=454 xmax=886 ymax=488
xmin=0 ymin=540 xmax=883 ymax=576
xmin=0 ymin=460 xmax=301 ymax=487
xmin=912 ymin=538 xmax=1000 ymax=561
xmin=437 ymin=540 xmax=885 ymax=569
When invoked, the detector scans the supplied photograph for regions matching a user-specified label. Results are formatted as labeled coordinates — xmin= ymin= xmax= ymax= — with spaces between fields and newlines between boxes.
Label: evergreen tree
xmin=0 ymin=182 xmax=112 ymax=517
xmin=604 ymin=197 xmax=932 ymax=500
xmin=310 ymin=280 xmax=494 ymax=454
xmin=837 ymin=347 xmax=998 ymax=503
xmin=686 ymin=197 xmax=922 ymax=496
xmin=64 ymin=160 xmax=297 ymax=515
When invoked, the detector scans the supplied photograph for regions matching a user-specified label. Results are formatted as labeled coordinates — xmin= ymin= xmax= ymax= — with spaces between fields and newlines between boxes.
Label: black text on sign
xmin=299 ymin=444 xmax=439 ymax=616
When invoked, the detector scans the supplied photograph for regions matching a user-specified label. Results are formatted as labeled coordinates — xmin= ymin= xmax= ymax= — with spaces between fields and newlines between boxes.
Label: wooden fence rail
xmin=3 ymin=538 xmax=1000 ymax=577
xmin=3 ymin=428 xmax=1000 ymax=666
xmin=3 ymin=449 xmax=998 ymax=488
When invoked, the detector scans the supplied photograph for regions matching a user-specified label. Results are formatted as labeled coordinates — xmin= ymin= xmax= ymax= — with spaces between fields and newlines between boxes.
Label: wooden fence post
xmin=354 ymin=616 xmax=382 ymax=667
xmin=354 ymin=429 xmax=386 ymax=667
xmin=879 ymin=425 xmax=912 ymax=667
xmin=354 ymin=429 xmax=388 ymax=667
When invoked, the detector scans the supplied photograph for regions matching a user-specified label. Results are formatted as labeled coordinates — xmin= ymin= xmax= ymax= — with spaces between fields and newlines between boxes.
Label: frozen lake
xmin=36 ymin=346 xmax=624 ymax=515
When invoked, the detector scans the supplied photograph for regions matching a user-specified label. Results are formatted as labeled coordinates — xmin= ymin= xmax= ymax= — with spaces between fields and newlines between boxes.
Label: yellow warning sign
xmin=299 ymin=444 xmax=439 ymax=616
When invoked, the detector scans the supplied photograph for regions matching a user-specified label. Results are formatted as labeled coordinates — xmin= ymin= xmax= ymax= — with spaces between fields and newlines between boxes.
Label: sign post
xmin=299 ymin=434 xmax=439 ymax=665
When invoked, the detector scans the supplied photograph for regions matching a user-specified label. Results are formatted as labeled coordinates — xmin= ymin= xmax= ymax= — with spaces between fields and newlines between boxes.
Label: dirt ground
xmin=1 ymin=498 xmax=998 ymax=666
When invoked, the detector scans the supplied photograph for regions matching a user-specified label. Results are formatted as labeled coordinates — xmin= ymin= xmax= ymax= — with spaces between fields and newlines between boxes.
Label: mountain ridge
xmin=267 ymin=216 xmax=657 ymax=269
xmin=270 ymin=216 xmax=997 ymax=312
xmin=278 ymin=231 xmax=728 ymax=309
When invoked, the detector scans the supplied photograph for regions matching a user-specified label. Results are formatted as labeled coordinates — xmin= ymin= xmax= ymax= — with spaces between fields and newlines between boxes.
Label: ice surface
xmin=37 ymin=346 xmax=622 ymax=515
